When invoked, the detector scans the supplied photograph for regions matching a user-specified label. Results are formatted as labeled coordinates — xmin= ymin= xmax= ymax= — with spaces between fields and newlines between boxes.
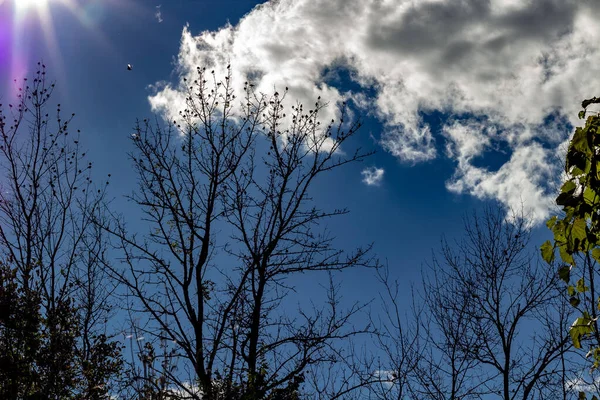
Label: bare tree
xmin=373 ymin=207 xmax=578 ymax=400
xmin=422 ymin=207 xmax=574 ymax=400
xmin=414 ymin=243 xmax=500 ymax=400
xmin=364 ymin=265 xmax=422 ymax=400
xmin=0 ymin=64 xmax=122 ymax=399
xmin=101 ymin=65 xmax=376 ymax=399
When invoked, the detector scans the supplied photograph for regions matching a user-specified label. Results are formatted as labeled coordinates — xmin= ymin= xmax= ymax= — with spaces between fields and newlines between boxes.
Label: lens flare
xmin=3 ymin=0 xmax=143 ymax=100
xmin=15 ymin=0 xmax=49 ymax=12
xmin=8 ymin=0 xmax=64 ymax=92
xmin=4 ymin=0 xmax=133 ymax=91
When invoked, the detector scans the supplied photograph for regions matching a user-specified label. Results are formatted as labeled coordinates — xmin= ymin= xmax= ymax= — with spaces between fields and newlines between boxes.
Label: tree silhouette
xmin=375 ymin=207 xmax=576 ymax=400
xmin=100 ymin=65 xmax=377 ymax=399
xmin=0 ymin=64 xmax=123 ymax=399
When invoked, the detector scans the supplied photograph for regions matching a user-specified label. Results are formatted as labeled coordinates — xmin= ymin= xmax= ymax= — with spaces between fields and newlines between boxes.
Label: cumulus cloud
xmin=446 ymin=140 xmax=556 ymax=224
xmin=149 ymin=0 xmax=600 ymax=224
xmin=362 ymin=167 xmax=384 ymax=186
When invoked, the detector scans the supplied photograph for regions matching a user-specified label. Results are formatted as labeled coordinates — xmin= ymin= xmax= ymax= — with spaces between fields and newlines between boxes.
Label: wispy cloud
xmin=149 ymin=0 xmax=599 ymax=224
xmin=362 ymin=167 xmax=384 ymax=186
xmin=155 ymin=4 xmax=163 ymax=23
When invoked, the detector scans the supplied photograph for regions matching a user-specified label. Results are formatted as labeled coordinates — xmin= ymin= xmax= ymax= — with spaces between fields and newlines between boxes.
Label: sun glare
xmin=5 ymin=0 xmax=141 ymax=98
xmin=15 ymin=0 xmax=49 ymax=13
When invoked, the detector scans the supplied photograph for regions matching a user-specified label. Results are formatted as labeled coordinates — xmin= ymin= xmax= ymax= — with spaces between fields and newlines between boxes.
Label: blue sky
xmin=0 ymin=0 xmax=595 ymax=388
xmin=1 ymin=0 xmax=590 ymax=311
xmin=0 ymin=0 xmax=520 ymax=304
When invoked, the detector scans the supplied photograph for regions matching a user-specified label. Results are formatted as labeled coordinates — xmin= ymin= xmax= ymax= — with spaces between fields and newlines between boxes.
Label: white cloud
xmin=362 ymin=167 xmax=384 ymax=186
xmin=565 ymin=372 xmax=600 ymax=395
xmin=164 ymin=382 xmax=203 ymax=399
xmin=372 ymin=369 xmax=396 ymax=388
xmin=149 ymin=0 xmax=600 ymax=224
xmin=155 ymin=5 xmax=163 ymax=23
xmin=446 ymin=141 xmax=556 ymax=224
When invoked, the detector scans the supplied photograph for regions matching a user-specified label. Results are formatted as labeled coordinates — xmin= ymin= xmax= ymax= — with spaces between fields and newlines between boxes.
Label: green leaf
xmin=546 ymin=215 xmax=558 ymax=230
xmin=572 ymin=218 xmax=588 ymax=243
xmin=579 ymin=110 xmax=586 ymax=119
xmin=559 ymin=245 xmax=574 ymax=265
xmin=567 ymin=151 xmax=588 ymax=174
xmin=570 ymin=296 xmax=581 ymax=307
xmin=592 ymin=248 xmax=600 ymax=263
xmin=571 ymin=314 xmax=594 ymax=348
xmin=559 ymin=265 xmax=571 ymax=283
xmin=576 ymin=277 xmax=590 ymax=293
xmin=571 ymin=127 xmax=590 ymax=154
xmin=552 ymin=220 xmax=567 ymax=243
xmin=586 ymin=158 xmax=592 ymax=174
xmin=568 ymin=285 xmax=575 ymax=296
xmin=561 ymin=180 xmax=577 ymax=194
xmin=556 ymin=192 xmax=575 ymax=207
xmin=584 ymin=186 xmax=598 ymax=205
xmin=571 ymin=168 xmax=585 ymax=179
xmin=541 ymin=241 xmax=554 ymax=264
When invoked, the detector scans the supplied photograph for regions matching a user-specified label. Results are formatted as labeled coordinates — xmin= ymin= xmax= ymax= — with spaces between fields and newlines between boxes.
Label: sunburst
xmin=3 ymin=0 xmax=141 ymax=95
xmin=7 ymin=0 xmax=71 ymax=91
xmin=14 ymin=0 xmax=48 ymax=11
xmin=15 ymin=0 xmax=50 ymax=13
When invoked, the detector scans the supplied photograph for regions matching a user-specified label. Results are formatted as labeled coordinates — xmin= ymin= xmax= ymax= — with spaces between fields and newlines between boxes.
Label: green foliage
xmin=541 ymin=240 xmax=555 ymax=264
xmin=571 ymin=312 xmax=595 ymax=349
xmin=0 ymin=261 xmax=123 ymax=399
xmin=544 ymin=98 xmax=600 ymax=375
xmin=0 ymin=263 xmax=43 ymax=398
xmin=0 ymin=66 xmax=124 ymax=399
xmin=81 ymin=334 xmax=124 ymax=400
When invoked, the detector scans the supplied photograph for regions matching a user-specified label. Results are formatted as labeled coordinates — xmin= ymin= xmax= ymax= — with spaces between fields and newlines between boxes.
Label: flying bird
xmin=127 ymin=64 xmax=132 ymax=71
